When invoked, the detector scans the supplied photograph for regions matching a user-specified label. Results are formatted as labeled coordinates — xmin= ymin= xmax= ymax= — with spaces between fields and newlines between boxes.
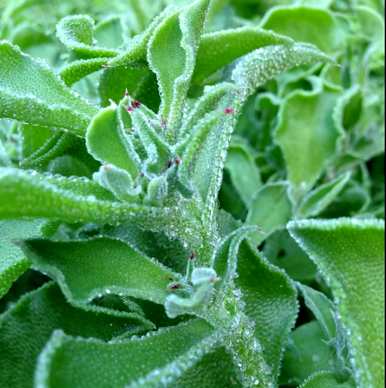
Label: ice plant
xmin=0 ymin=0 xmax=384 ymax=387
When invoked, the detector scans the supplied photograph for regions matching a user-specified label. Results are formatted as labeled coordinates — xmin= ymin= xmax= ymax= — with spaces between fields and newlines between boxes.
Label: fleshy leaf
xmin=263 ymin=230 xmax=318 ymax=283
xmin=107 ymin=7 xmax=173 ymax=68
xmin=298 ymin=284 xmax=337 ymax=341
xmin=98 ymin=65 xmax=159 ymax=109
xmin=148 ymin=0 xmax=210 ymax=137
xmin=0 ymin=219 xmax=48 ymax=298
xmin=275 ymin=84 xmax=341 ymax=200
xmin=225 ymin=142 xmax=261 ymax=207
xmin=235 ymin=241 xmax=298 ymax=381
xmin=0 ymin=41 xmax=96 ymax=136
xmin=173 ymin=347 xmax=242 ymax=387
xmin=59 ymin=58 xmax=108 ymax=86
xmin=0 ymin=168 xmax=189 ymax=240
xmin=260 ymin=6 xmax=340 ymax=53
xmin=246 ymin=182 xmax=292 ymax=246
xmin=300 ymin=371 xmax=355 ymax=388
xmin=193 ymin=27 xmax=292 ymax=85
xmin=47 ymin=155 xmax=91 ymax=178
xmin=231 ymin=43 xmax=332 ymax=101
xmin=86 ymin=104 xmax=140 ymax=177
xmin=198 ymin=43 xmax=331 ymax=228
xmin=213 ymin=226 xmax=257 ymax=295
xmin=281 ymin=321 xmax=339 ymax=386
xmin=0 ymin=283 xmax=152 ymax=388
xmin=23 ymin=237 xmax=179 ymax=305
xmin=298 ymin=172 xmax=351 ymax=218
xmin=35 ymin=319 xmax=217 ymax=388
xmin=56 ymin=15 xmax=118 ymax=58
xmin=289 ymin=219 xmax=385 ymax=388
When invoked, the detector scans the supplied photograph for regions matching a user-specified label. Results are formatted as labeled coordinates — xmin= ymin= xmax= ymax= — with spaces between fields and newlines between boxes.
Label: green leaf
xmin=94 ymin=16 xmax=124 ymax=49
xmin=106 ymin=7 xmax=173 ymax=69
xmin=98 ymin=65 xmax=159 ymax=110
xmin=225 ymin=142 xmax=261 ymax=206
xmin=263 ymin=230 xmax=318 ymax=283
xmin=0 ymin=167 xmax=203 ymax=248
xmin=197 ymin=43 xmax=330 ymax=229
xmin=298 ymin=284 xmax=337 ymax=341
xmin=174 ymin=347 xmax=242 ymax=387
xmin=59 ymin=58 xmax=107 ymax=86
xmin=23 ymin=237 xmax=178 ymax=305
xmin=193 ymin=27 xmax=292 ymax=85
xmin=275 ymin=84 xmax=341 ymax=200
xmin=281 ymin=321 xmax=337 ymax=386
xmin=246 ymin=182 xmax=293 ymax=246
xmin=213 ymin=226 xmax=257 ymax=296
xmin=0 ymin=41 xmax=96 ymax=136
xmin=260 ymin=6 xmax=340 ymax=53
xmin=289 ymin=219 xmax=385 ymax=388
xmin=235 ymin=241 xmax=298 ymax=381
xmin=47 ymin=155 xmax=92 ymax=178
xmin=0 ymin=219 xmax=48 ymax=298
xmin=231 ymin=43 xmax=332 ymax=102
xmin=0 ymin=282 xmax=152 ymax=388
xmin=20 ymin=130 xmax=76 ymax=169
xmin=86 ymin=104 xmax=140 ymax=177
xmin=35 ymin=319 xmax=217 ymax=388
xmin=56 ymin=15 xmax=118 ymax=58
xmin=20 ymin=124 xmax=54 ymax=160
xmin=300 ymin=371 xmax=355 ymax=388
xmin=148 ymin=0 xmax=210 ymax=137
xmin=298 ymin=172 xmax=351 ymax=218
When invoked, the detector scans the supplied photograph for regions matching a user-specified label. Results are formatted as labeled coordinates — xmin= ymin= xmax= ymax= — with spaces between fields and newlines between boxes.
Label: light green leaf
xmin=298 ymin=172 xmax=351 ymax=218
xmin=86 ymin=104 xmax=140 ymax=177
xmin=107 ymin=7 xmax=173 ymax=69
xmin=93 ymin=164 xmax=140 ymax=202
xmin=263 ymin=230 xmax=318 ymax=283
xmin=0 ymin=219 xmax=48 ymax=298
xmin=20 ymin=131 xmax=76 ymax=169
xmin=179 ymin=82 xmax=233 ymax=139
xmin=20 ymin=124 xmax=54 ymax=160
xmin=235 ymin=241 xmax=298 ymax=381
xmin=231 ymin=43 xmax=332 ymax=102
xmin=129 ymin=105 xmax=173 ymax=174
xmin=289 ymin=218 xmax=385 ymax=388
xmin=193 ymin=27 xmax=292 ymax=85
xmin=246 ymin=182 xmax=292 ymax=246
xmin=0 ymin=41 xmax=96 ymax=136
xmin=281 ymin=322 xmax=338 ymax=386
xmin=59 ymin=58 xmax=107 ymax=86
xmin=355 ymin=6 xmax=385 ymax=50
xmin=0 ymin=167 xmax=159 ymax=225
xmin=0 ymin=282 xmax=152 ymax=388
xmin=300 ymin=371 xmax=355 ymax=388
xmin=94 ymin=16 xmax=124 ymax=49
xmin=98 ymin=65 xmax=159 ymax=109
xmin=0 ymin=167 xmax=203 ymax=249
xmin=275 ymin=85 xmax=341 ymax=200
xmin=47 ymin=155 xmax=91 ymax=178
xmin=35 ymin=319 xmax=217 ymax=388
xmin=260 ymin=6 xmax=340 ymax=53
xmin=298 ymin=284 xmax=336 ymax=341
xmin=213 ymin=227 xmax=257 ymax=297
xmin=23 ymin=237 xmax=178 ymax=305
xmin=56 ymin=15 xmax=118 ymax=58
xmin=225 ymin=143 xmax=261 ymax=206
xmin=174 ymin=347 xmax=242 ymax=387
xmin=198 ymin=43 xmax=329 ymax=229
xmin=148 ymin=0 xmax=210 ymax=137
